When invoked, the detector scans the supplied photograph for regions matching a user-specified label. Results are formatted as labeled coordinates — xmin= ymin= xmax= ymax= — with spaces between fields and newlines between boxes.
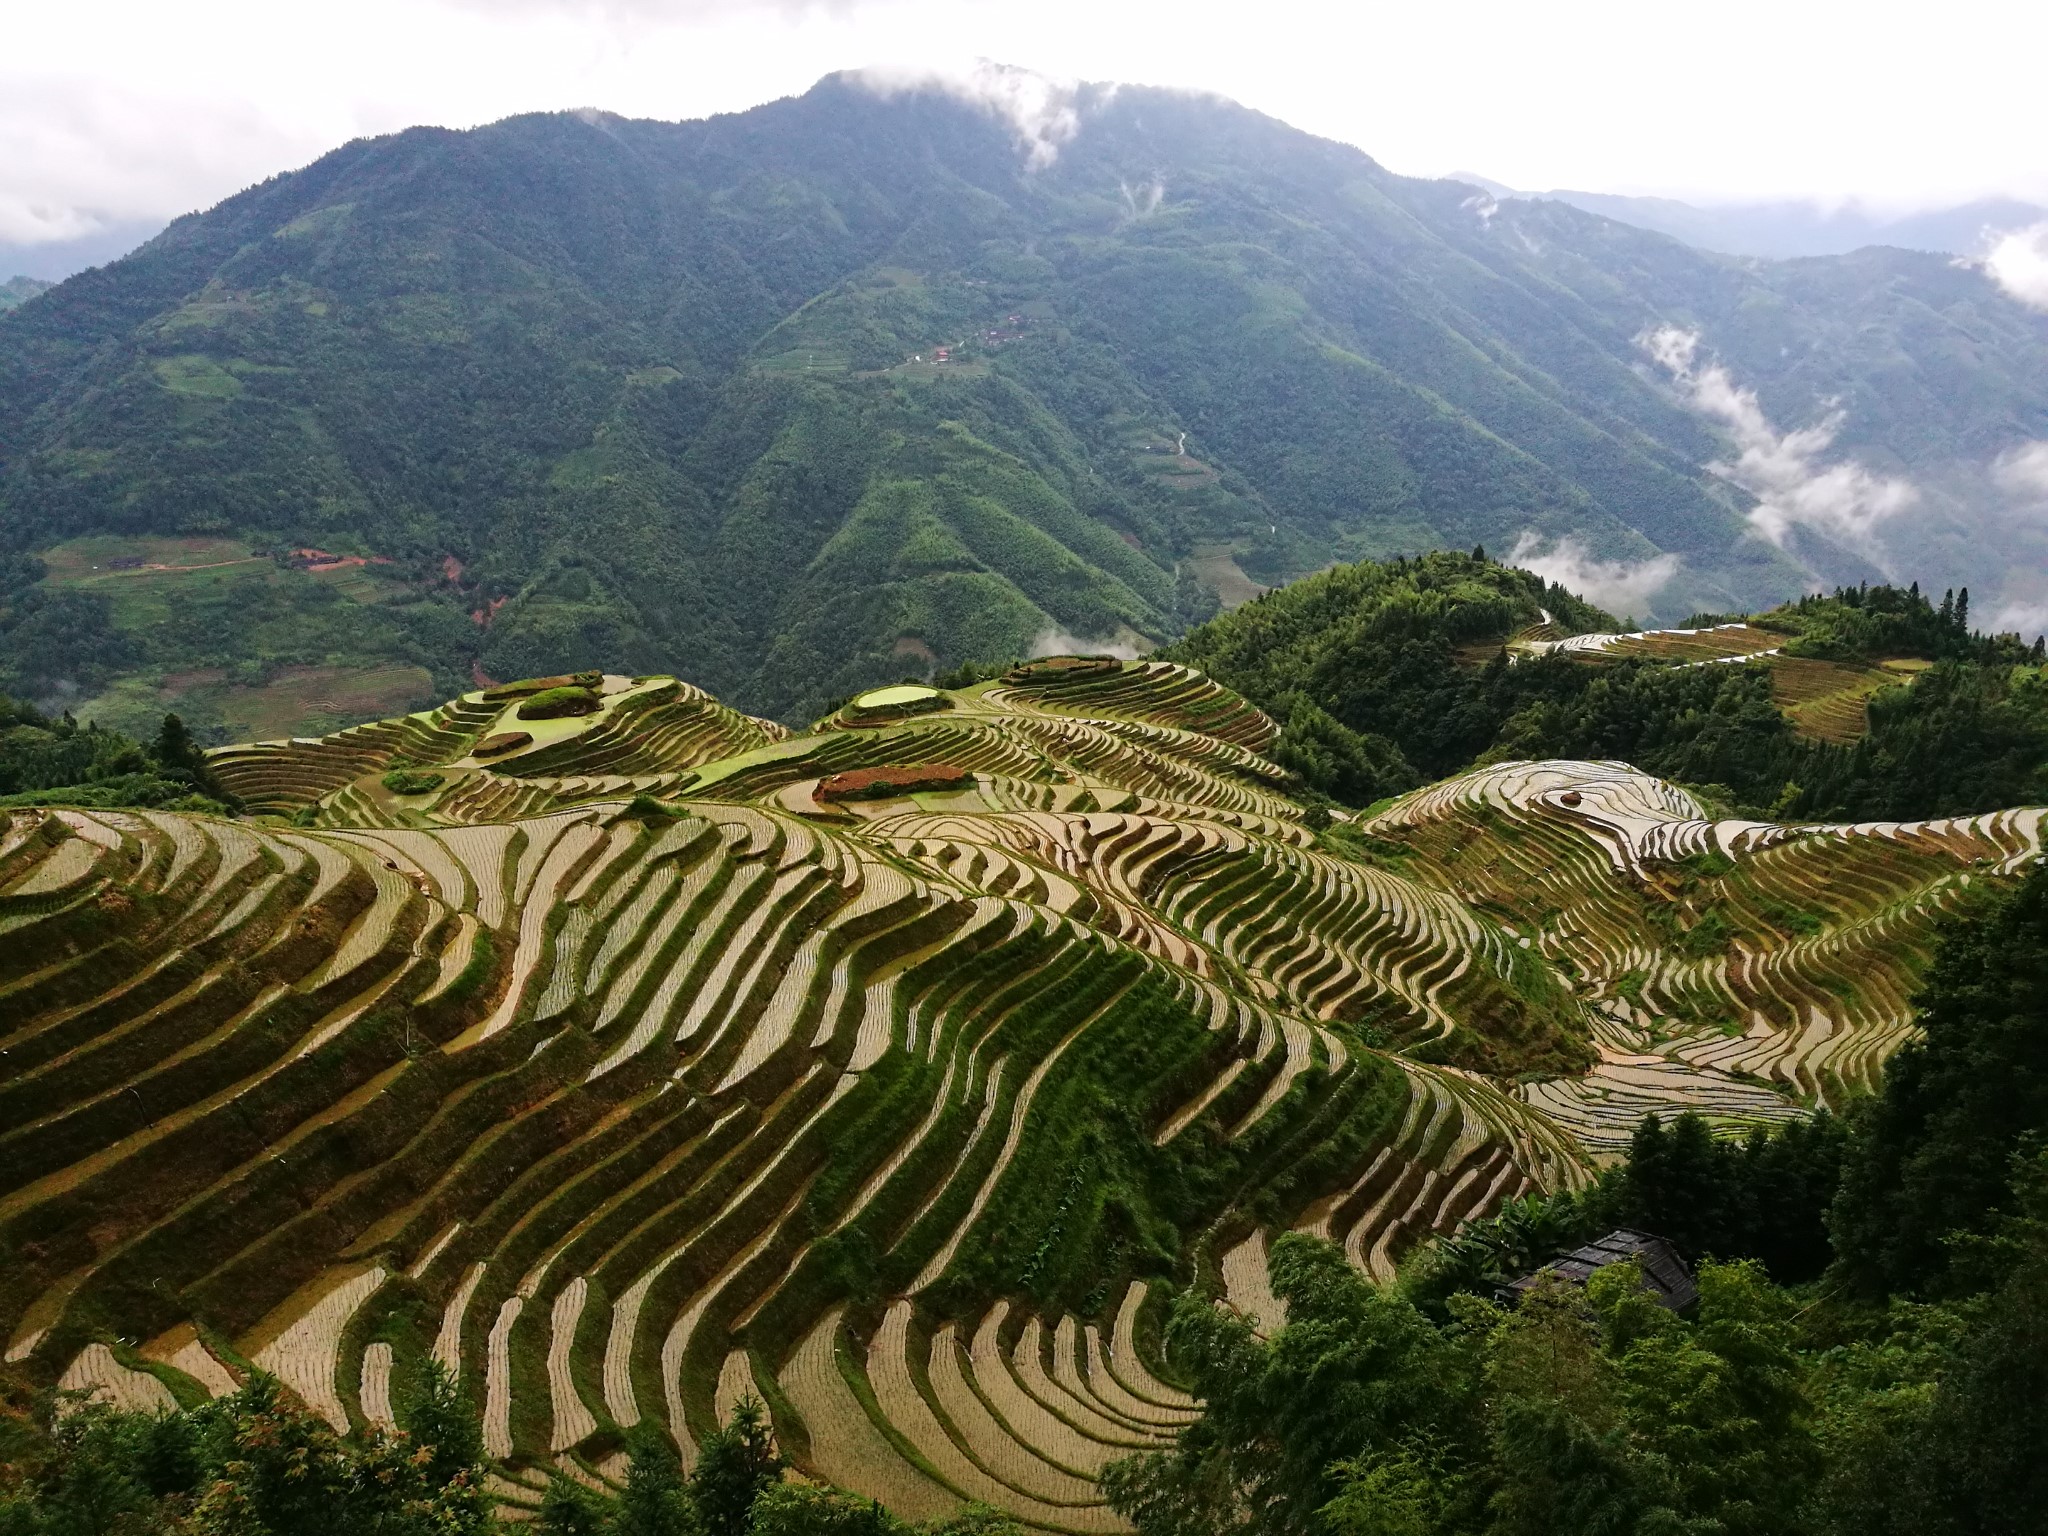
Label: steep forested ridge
xmin=1173 ymin=553 xmax=2048 ymax=821
xmin=3 ymin=74 xmax=2046 ymax=736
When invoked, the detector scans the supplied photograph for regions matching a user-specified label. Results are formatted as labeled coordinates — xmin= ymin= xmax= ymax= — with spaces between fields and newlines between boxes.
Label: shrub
xmin=483 ymin=670 xmax=605 ymax=702
xmin=752 ymin=1483 xmax=907 ymax=1536
xmin=1004 ymin=656 xmax=1120 ymax=683
xmin=816 ymin=764 xmax=973 ymax=802
xmin=381 ymin=769 xmax=446 ymax=796
xmin=517 ymin=686 xmax=601 ymax=720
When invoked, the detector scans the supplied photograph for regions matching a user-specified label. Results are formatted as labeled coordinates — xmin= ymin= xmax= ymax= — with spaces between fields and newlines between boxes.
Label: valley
xmin=6 ymin=78 xmax=2048 ymax=734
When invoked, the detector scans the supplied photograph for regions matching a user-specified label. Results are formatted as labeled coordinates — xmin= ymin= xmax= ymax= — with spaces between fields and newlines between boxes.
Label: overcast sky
xmin=5 ymin=0 xmax=2046 ymax=259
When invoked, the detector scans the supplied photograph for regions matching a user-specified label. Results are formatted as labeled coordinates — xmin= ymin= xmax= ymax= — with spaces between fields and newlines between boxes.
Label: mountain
xmin=3 ymin=71 xmax=2047 ymax=739
xmin=2 ymin=654 xmax=2036 ymax=1521
xmin=1165 ymin=552 xmax=2048 ymax=822
xmin=0 ymin=277 xmax=51 ymax=313
xmin=1459 ymin=179 xmax=2048 ymax=259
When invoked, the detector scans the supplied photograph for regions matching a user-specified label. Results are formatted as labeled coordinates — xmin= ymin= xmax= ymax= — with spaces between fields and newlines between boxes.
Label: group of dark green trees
xmin=0 ymin=1361 xmax=1026 ymax=1536
xmin=1103 ymin=858 xmax=2048 ymax=1536
xmin=539 ymin=1410 xmax=1029 ymax=1536
xmin=1171 ymin=552 xmax=2048 ymax=822
xmin=0 ymin=698 xmax=233 ymax=811
xmin=0 ymin=1364 xmax=490 ymax=1536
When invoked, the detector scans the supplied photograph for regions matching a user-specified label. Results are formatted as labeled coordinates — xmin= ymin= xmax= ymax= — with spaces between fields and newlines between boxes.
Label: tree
xmin=919 ymin=1507 xmax=1030 ymax=1536
xmin=540 ymin=1474 xmax=616 ymax=1536
xmin=10 ymin=1402 xmax=159 ymax=1536
xmin=751 ymin=1483 xmax=904 ymax=1536
xmin=688 ymin=1401 xmax=783 ymax=1536
xmin=1831 ymin=862 xmax=2048 ymax=1298
xmin=1482 ymin=1273 xmax=1653 ymax=1536
xmin=399 ymin=1358 xmax=487 ymax=1497
xmin=1906 ymin=1153 xmax=2048 ymax=1534
xmin=616 ymin=1420 xmax=694 ymax=1536
xmin=1104 ymin=1234 xmax=1482 ymax=1536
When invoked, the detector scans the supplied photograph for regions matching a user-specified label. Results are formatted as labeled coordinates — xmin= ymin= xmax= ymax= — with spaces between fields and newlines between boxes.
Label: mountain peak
xmin=2 ymin=82 xmax=2044 ymax=741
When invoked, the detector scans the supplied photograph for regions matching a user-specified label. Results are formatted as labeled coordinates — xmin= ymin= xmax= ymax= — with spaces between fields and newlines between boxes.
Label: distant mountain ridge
xmin=0 ymin=276 xmax=52 ymax=312
xmin=2 ymin=70 xmax=2046 ymax=735
xmin=1454 ymin=177 xmax=2048 ymax=259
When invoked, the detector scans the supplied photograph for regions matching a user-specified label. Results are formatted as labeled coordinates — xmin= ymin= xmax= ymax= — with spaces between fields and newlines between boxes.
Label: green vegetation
xmin=2 ymin=1371 xmax=1033 ymax=1536
xmin=0 ymin=277 xmax=51 ymax=314
xmin=517 ymin=686 xmax=602 ymax=721
xmin=846 ymin=686 xmax=950 ymax=722
xmin=485 ymin=672 xmax=604 ymax=702
xmin=1101 ymin=861 xmax=2048 ymax=1536
xmin=7 ymin=77 xmax=2044 ymax=732
xmin=1830 ymin=859 xmax=2048 ymax=1299
xmin=0 ymin=1365 xmax=490 ymax=1535
xmin=0 ymin=538 xmax=456 ymax=744
xmin=1408 ymin=1110 xmax=1849 ymax=1309
xmin=1173 ymin=555 xmax=2048 ymax=819
xmin=380 ymin=768 xmax=446 ymax=796
xmin=4 ymin=658 xmax=2040 ymax=1529
xmin=0 ymin=698 xmax=232 ymax=810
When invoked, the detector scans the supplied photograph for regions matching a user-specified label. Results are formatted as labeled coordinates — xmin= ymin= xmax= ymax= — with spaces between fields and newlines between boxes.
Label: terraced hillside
xmin=3 ymin=658 xmax=2036 ymax=1527
xmin=1517 ymin=619 xmax=1929 ymax=742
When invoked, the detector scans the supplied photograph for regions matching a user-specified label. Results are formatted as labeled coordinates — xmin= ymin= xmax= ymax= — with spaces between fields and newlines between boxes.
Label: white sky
xmin=4 ymin=0 xmax=2045 ymax=248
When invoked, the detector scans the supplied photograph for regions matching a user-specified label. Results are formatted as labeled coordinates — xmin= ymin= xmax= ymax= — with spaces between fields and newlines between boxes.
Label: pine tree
xmin=688 ymin=1400 xmax=784 ymax=1536
xmin=399 ymin=1359 xmax=485 ymax=1495
xmin=616 ymin=1420 xmax=694 ymax=1536
xmin=540 ymin=1474 xmax=618 ymax=1535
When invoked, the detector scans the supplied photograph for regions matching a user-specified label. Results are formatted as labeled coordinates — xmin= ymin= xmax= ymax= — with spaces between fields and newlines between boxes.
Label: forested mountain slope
xmin=3 ymin=73 xmax=2046 ymax=736
xmin=1173 ymin=552 xmax=2048 ymax=820
xmin=4 ymin=656 xmax=2039 ymax=1525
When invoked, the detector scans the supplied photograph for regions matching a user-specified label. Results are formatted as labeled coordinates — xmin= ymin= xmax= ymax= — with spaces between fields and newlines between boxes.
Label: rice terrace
xmin=3 ymin=653 xmax=2035 ymax=1527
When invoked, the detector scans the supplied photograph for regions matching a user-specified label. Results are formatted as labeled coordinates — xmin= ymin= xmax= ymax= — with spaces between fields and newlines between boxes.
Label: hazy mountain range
xmin=0 ymin=276 xmax=53 ymax=313
xmin=1455 ymin=177 xmax=2048 ymax=261
xmin=3 ymin=70 xmax=2047 ymax=730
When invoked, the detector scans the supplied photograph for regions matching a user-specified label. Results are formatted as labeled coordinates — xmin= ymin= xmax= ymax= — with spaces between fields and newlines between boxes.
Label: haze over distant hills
xmin=0 ymin=276 xmax=53 ymax=313
xmin=2 ymin=69 xmax=2047 ymax=736
xmin=0 ymin=219 xmax=170 ymax=285
xmin=1454 ymin=176 xmax=2048 ymax=260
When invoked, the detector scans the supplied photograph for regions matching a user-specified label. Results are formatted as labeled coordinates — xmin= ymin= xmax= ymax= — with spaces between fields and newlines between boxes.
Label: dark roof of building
xmin=1507 ymin=1228 xmax=1698 ymax=1311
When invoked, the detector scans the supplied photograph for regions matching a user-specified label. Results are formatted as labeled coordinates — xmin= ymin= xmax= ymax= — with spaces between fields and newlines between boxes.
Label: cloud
xmin=1992 ymin=440 xmax=2048 ymax=498
xmin=1641 ymin=324 xmax=1917 ymax=556
xmin=1119 ymin=176 xmax=1165 ymax=218
xmin=854 ymin=59 xmax=1090 ymax=169
xmin=0 ymin=76 xmax=323 ymax=246
xmin=1508 ymin=532 xmax=1678 ymax=619
xmin=440 ymin=0 xmax=876 ymax=18
xmin=1990 ymin=602 xmax=2048 ymax=640
xmin=1986 ymin=222 xmax=2048 ymax=311
xmin=1028 ymin=625 xmax=1143 ymax=661
xmin=1461 ymin=191 xmax=1498 ymax=226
